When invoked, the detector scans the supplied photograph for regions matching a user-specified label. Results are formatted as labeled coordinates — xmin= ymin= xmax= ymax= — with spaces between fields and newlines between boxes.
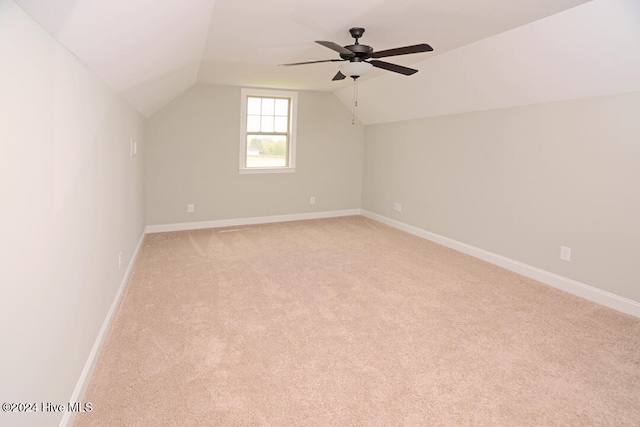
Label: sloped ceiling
xmin=15 ymin=0 xmax=640 ymax=124
xmin=335 ymin=0 xmax=640 ymax=124
xmin=13 ymin=0 xmax=597 ymax=120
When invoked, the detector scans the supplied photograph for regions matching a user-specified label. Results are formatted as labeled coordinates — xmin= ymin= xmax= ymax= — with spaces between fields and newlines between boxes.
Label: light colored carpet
xmin=75 ymin=216 xmax=640 ymax=426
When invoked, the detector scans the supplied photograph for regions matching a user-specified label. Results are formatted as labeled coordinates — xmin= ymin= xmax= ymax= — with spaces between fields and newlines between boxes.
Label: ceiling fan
xmin=280 ymin=27 xmax=433 ymax=81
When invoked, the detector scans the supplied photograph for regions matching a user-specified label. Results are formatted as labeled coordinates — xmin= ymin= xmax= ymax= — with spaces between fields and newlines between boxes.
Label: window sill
xmin=239 ymin=167 xmax=296 ymax=175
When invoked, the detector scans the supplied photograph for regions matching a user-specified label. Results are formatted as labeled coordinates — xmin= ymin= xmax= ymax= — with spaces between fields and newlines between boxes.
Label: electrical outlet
xmin=187 ymin=204 xmax=195 ymax=213
xmin=393 ymin=202 xmax=402 ymax=212
xmin=560 ymin=246 xmax=571 ymax=262
xmin=130 ymin=139 xmax=137 ymax=157
xmin=310 ymin=196 xmax=316 ymax=205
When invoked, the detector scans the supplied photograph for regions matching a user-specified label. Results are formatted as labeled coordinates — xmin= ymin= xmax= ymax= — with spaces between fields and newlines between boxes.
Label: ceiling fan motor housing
xmin=340 ymin=44 xmax=373 ymax=61
xmin=341 ymin=27 xmax=372 ymax=61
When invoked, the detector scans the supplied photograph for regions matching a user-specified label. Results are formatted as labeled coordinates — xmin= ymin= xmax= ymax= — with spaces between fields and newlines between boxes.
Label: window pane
xmin=247 ymin=115 xmax=261 ymax=132
xmin=274 ymin=116 xmax=288 ymax=132
xmin=261 ymin=116 xmax=274 ymax=132
xmin=275 ymin=99 xmax=289 ymax=116
xmin=247 ymin=97 xmax=261 ymax=115
xmin=261 ymin=98 xmax=275 ymax=115
xmin=246 ymin=135 xmax=287 ymax=168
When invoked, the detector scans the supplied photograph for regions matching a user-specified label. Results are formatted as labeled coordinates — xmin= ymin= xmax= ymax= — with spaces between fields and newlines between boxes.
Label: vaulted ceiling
xmin=14 ymin=0 xmax=601 ymax=119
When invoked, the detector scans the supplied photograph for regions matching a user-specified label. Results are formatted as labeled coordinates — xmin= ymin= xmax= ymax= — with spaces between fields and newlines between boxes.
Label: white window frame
xmin=239 ymin=88 xmax=298 ymax=174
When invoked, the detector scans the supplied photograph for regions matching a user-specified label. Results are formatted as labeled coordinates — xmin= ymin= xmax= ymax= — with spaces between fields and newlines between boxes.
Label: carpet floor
xmin=75 ymin=216 xmax=640 ymax=426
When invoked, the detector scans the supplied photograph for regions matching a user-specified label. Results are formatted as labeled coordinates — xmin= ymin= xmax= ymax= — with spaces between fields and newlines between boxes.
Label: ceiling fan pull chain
xmin=351 ymin=78 xmax=359 ymax=125
xmin=355 ymin=78 xmax=359 ymax=107
xmin=352 ymin=78 xmax=356 ymax=125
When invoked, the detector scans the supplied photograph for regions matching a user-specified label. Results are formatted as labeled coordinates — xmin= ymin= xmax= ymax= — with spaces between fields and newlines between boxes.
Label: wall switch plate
xmin=560 ymin=246 xmax=571 ymax=262
xmin=310 ymin=196 xmax=316 ymax=205
xmin=187 ymin=204 xmax=195 ymax=213
xmin=393 ymin=202 xmax=402 ymax=212
xmin=118 ymin=252 xmax=122 ymax=270
xmin=130 ymin=139 xmax=137 ymax=157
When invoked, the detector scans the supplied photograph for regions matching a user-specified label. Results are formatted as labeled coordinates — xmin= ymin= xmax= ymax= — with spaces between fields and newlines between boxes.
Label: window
xmin=239 ymin=88 xmax=298 ymax=174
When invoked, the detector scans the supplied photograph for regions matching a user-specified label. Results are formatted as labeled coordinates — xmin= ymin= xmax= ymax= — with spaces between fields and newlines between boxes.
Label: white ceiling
xmin=14 ymin=0 xmax=594 ymax=118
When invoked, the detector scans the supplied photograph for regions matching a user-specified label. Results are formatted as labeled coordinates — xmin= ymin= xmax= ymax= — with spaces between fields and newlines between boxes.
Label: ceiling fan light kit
xmin=339 ymin=61 xmax=373 ymax=78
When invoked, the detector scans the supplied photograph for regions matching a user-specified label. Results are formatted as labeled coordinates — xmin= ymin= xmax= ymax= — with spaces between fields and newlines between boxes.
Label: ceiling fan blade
xmin=332 ymin=71 xmax=347 ymax=81
xmin=370 ymin=43 xmax=433 ymax=59
xmin=279 ymin=59 xmax=343 ymax=66
xmin=369 ymin=60 xmax=418 ymax=76
xmin=316 ymin=41 xmax=355 ymax=57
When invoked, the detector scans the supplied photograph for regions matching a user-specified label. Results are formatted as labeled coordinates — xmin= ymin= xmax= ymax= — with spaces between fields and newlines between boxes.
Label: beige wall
xmin=0 ymin=2 xmax=146 ymax=426
xmin=146 ymin=84 xmax=364 ymax=225
xmin=363 ymin=92 xmax=640 ymax=302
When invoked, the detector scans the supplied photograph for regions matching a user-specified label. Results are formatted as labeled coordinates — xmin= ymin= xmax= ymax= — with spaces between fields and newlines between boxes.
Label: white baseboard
xmin=361 ymin=210 xmax=640 ymax=318
xmin=145 ymin=209 xmax=362 ymax=234
xmin=59 ymin=231 xmax=146 ymax=427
